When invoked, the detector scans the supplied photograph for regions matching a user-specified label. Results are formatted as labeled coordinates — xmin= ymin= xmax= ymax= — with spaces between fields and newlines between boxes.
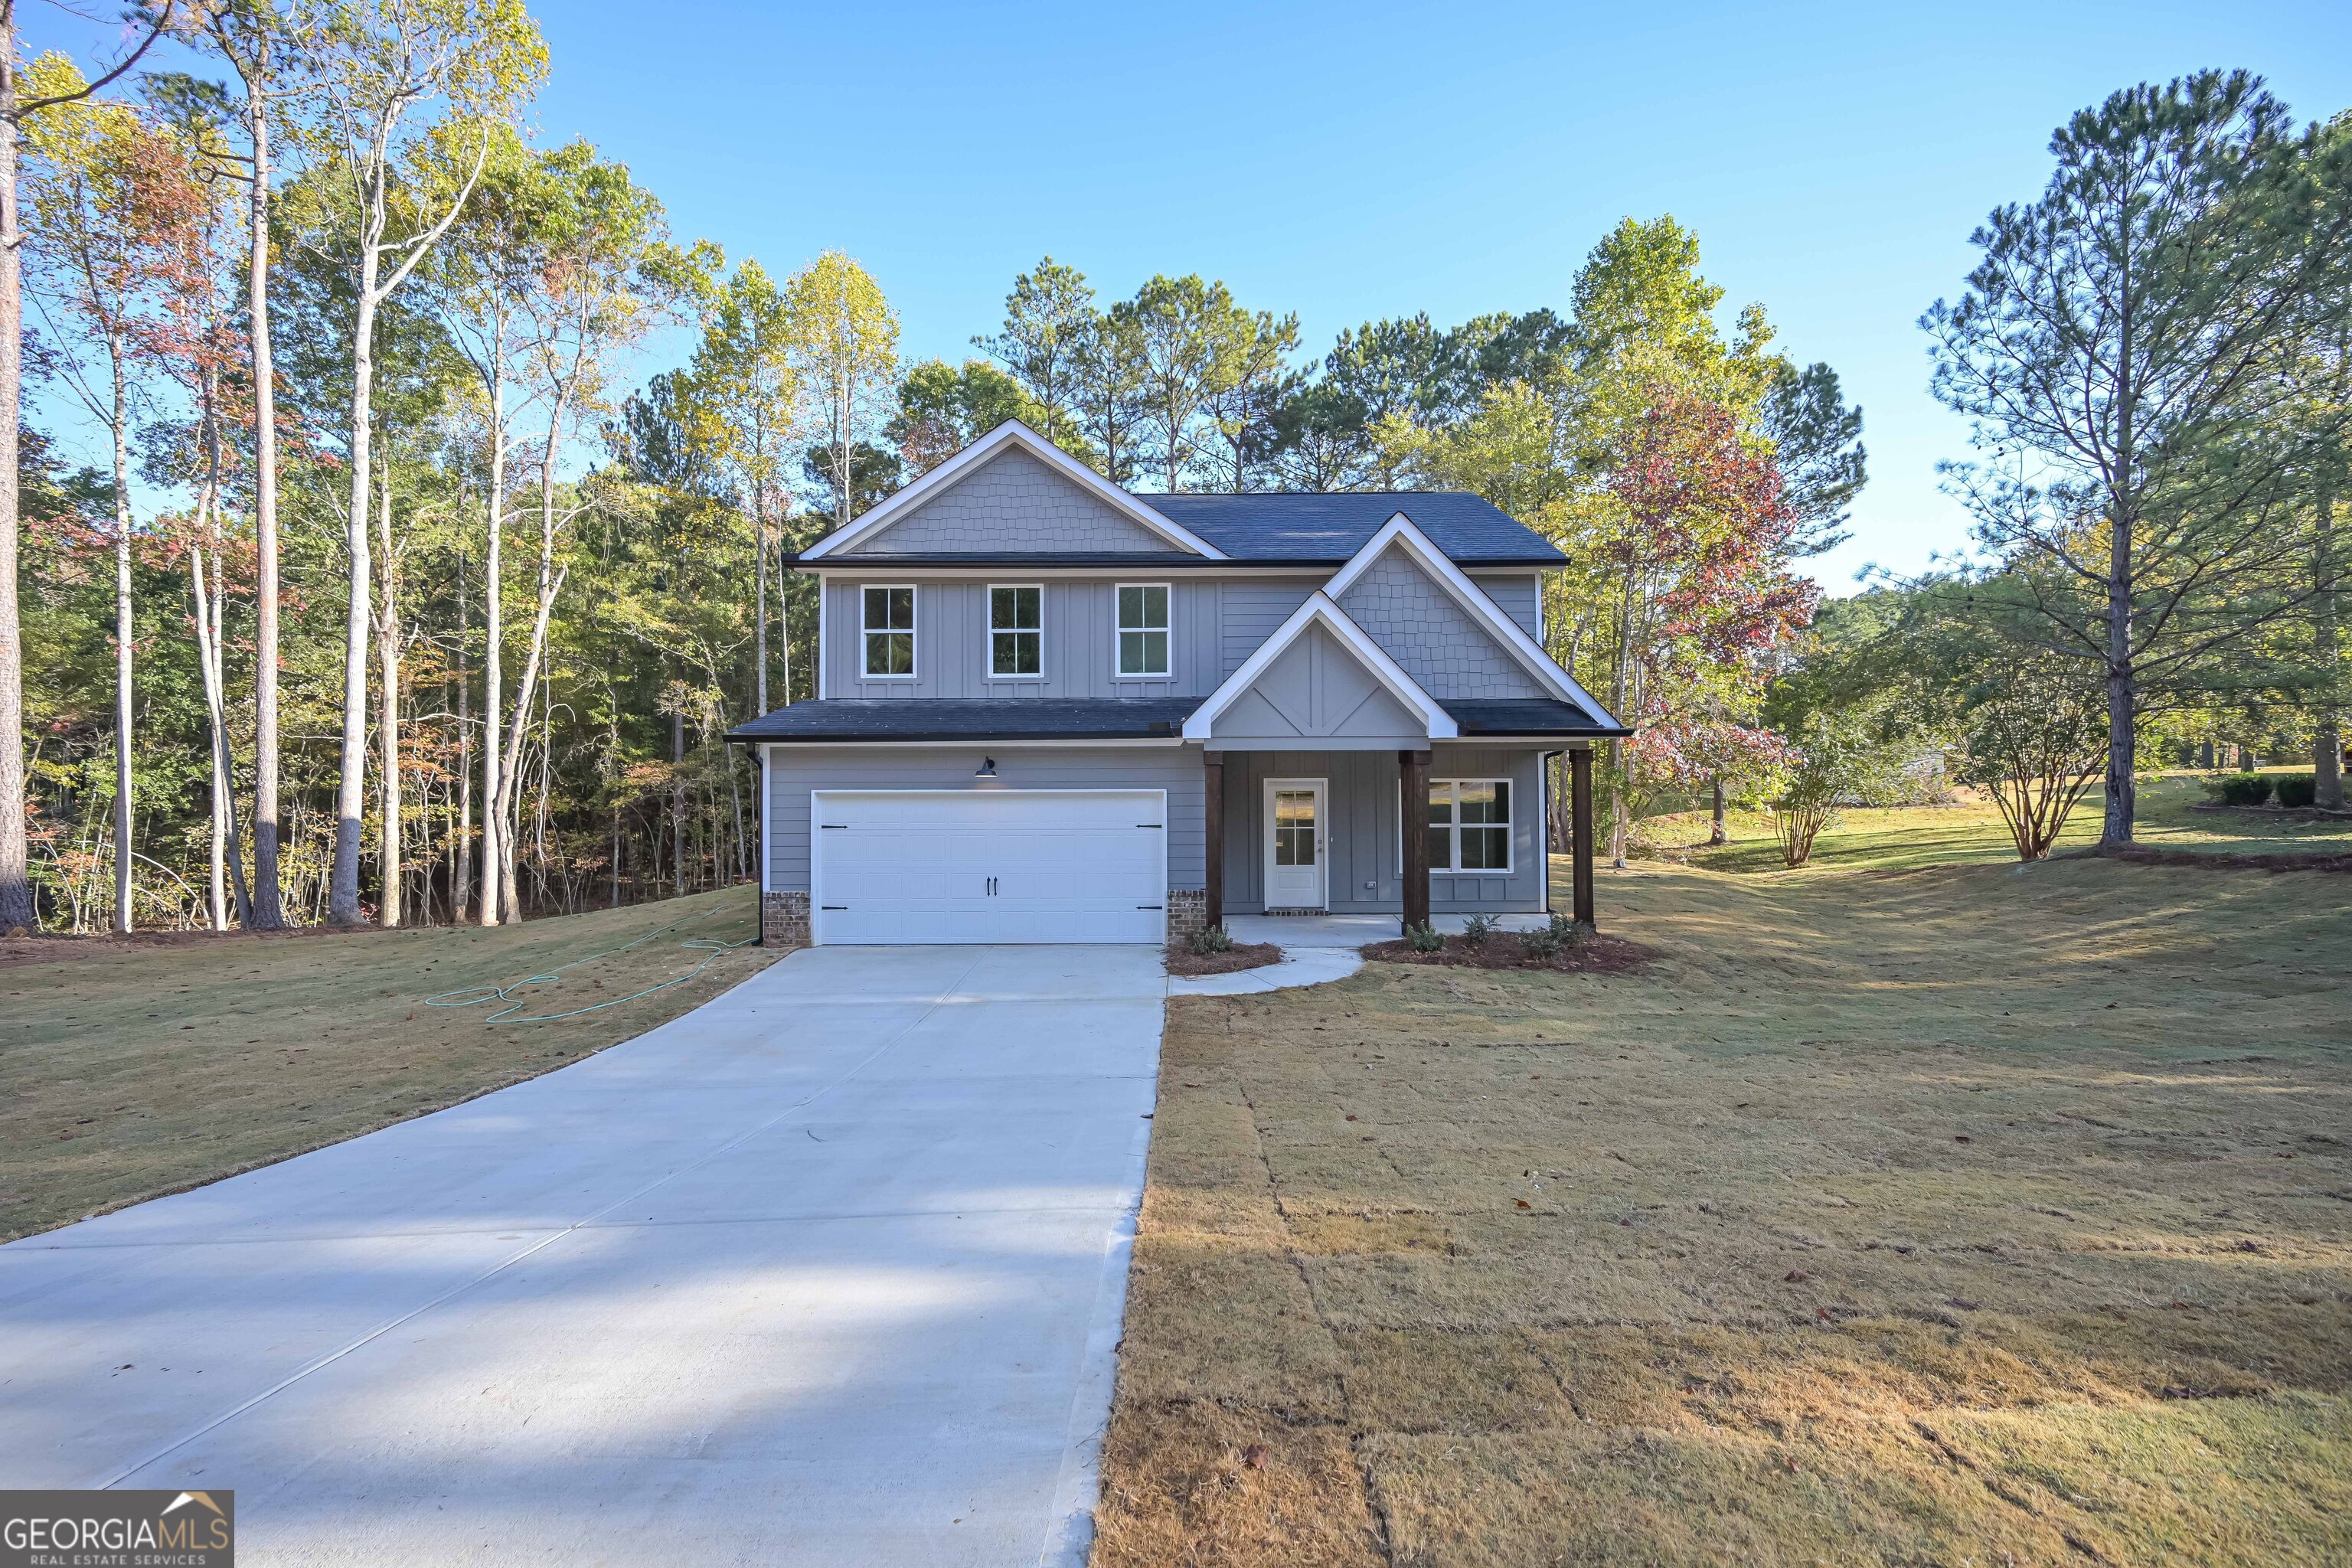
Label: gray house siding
xmin=1472 ymin=572 xmax=1542 ymax=640
xmin=1338 ymin=546 xmax=1547 ymax=700
xmin=825 ymin=578 xmax=1221 ymax=700
xmin=839 ymin=446 xmax=1183 ymax=555
xmin=1218 ymin=746 xmax=1548 ymax=916
xmin=763 ymin=743 xmax=1207 ymax=895
xmin=1217 ymin=580 xmax=1321 ymax=676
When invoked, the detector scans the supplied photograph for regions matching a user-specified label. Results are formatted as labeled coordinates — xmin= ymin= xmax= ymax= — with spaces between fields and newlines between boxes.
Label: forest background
xmin=3 ymin=1 xmax=2347 ymax=933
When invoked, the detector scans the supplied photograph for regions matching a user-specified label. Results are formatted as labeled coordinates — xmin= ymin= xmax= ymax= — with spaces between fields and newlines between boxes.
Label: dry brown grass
xmin=1093 ymin=852 xmax=2352 ymax=1566
xmin=0 ymin=887 xmax=775 ymax=1241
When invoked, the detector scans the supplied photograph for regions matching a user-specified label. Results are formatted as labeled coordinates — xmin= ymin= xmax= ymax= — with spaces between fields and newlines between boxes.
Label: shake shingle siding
xmin=839 ymin=447 xmax=1181 ymax=556
xmin=1338 ymin=546 xmax=1548 ymax=700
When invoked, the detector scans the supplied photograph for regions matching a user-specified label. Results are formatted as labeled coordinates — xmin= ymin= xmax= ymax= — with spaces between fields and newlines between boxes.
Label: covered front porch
xmin=1200 ymin=744 xmax=1599 ymax=932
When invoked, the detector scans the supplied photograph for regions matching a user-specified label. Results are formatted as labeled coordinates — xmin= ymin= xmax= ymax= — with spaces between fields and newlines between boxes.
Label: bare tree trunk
xmin=671 ymin=702 xmax=684 ymax=899
xmin=188 ymin=373 xmax=250 ymax=930
xmin=243 ymin=57 xmax=285 ymax=929
xmin=0 ymin=53 xmax=33 ymax=933
xmin=328 ymin=264 xmax=378 ymax=925
xmin=1708 ymin=776 xmax=1726 ymax=846
xmin=109 ymin=337 xmax=133 ymax=933
xmin=754 ymin=505 xmax=767 ymax=714
xmin=374 ymin=452 xmax=400 ymax=927
xmin=478 ymin=358 xmax=505 ymax=926
xmin=454 ymin=552 xmax=472 ymax=918
xmin=491 ymin=387 xmax=573 ymax=924
xmin=2317 ymin=471 xmax=2344 ymax=811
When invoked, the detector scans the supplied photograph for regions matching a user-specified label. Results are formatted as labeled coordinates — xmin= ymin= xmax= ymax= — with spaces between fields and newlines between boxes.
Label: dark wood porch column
xmin=1203 ymin=753 xmax=1224 ymax=929
xmin=1570 ymin=745 xmax=1597 ymax=929
xmin=1400 ymin=748 xmax=1431 ymax=931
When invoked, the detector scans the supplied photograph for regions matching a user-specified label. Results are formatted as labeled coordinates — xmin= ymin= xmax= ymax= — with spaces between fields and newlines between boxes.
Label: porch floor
xmin=1224 ymin=911 xmax=1555 ymax=949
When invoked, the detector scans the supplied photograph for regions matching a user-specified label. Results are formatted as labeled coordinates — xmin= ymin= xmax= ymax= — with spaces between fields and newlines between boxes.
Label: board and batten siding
xmin=1217 ymin=746 xmax=1548 ymax=915
xmin=763 ymin=743 xmax=1207 ymax=894
xmin=823 ymin=578 xmax=1223 ymax=700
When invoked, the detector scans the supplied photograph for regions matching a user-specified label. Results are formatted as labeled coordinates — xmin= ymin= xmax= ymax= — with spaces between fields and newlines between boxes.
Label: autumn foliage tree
xmin=1560 ymin=388 xmax=1816 ymax=860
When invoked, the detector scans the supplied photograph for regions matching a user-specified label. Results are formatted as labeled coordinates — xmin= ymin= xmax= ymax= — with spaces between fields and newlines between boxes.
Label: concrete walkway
xmin=0 ymin=945 xmax=1165 ymax=1567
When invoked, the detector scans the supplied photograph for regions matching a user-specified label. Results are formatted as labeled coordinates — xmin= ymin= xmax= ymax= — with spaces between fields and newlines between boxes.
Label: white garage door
xmin=811 ymin=789 xmax=1168 ymax=946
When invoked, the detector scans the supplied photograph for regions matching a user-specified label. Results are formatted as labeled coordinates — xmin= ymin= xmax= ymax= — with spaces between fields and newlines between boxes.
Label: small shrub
xmin=1461 ymin=913 xmax=1499 ymax=946
xmin=2216 ymin=773 xmax=2275 ymax=808
xmin=2274 ymin=774 xmax=2318 ymax=809
xmin=1188 ymin=923 xmax=1234 ymax=955
xmin=1406 ymin=922 xmax=1444 ymax=953
xmin=1547 ymin=912 xmax=1583 ymax=946
xmin=1520 ymin=926 xmax=1561 ymax=959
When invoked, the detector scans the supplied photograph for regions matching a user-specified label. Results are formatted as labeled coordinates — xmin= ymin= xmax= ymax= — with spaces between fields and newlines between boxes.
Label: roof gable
xmin=1184 ymin=593 xmax=1455 ymax=745
xmin=802 ymin=420 xmax=1221 ymax=560
xmin=1323 ymin=514 xmax=1619 ymax=722
xmin=1335 ymin=542 xmax=1550 ymax=701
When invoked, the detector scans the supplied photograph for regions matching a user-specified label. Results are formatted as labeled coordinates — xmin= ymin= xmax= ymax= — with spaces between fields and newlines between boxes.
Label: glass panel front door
xmin=1266 ymin=782 xmax=1324 ymax=909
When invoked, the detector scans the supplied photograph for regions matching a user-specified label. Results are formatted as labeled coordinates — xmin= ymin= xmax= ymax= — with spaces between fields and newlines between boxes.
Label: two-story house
xmin=727 ymin=420 xmax=1627 ymax=949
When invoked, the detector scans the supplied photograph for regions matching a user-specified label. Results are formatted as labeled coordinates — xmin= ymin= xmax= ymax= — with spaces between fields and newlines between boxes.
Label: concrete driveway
xmin=0 ymin=945 xmax=1165 ymax=1566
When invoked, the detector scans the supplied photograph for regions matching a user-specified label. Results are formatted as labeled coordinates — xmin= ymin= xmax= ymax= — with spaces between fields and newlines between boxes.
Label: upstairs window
xmin=1116 ymin=583 xmax=1170 ymax=678
xmin=1407 ymin=779 xmax=1514 ymax=872
xmin=861 ymin=585 xmax=915 ymax=678
xmin=989 ymin=585 xmax=1043 ymax=678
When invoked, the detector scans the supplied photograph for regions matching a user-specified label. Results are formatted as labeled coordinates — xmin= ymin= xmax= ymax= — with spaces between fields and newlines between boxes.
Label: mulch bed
xmin=2076 ymin=844 xmax=2352 ymax=875
xmin=1165 ymin=942 xmax=1282 ymax=977
xmin=1362 ymin=929 xmax=1658 ymax=973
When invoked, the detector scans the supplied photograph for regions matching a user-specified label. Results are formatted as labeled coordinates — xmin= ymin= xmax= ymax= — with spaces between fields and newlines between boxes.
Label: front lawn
xmin=0 ymin=887 xmax=773 ymax=1242
xmin=1092 ymin=825 xmax=2352 ymax=1564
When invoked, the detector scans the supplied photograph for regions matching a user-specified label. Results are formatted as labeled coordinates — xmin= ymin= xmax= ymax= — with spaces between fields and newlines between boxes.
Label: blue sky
xmin=24 ymin=1 xmax=2352 ymax=591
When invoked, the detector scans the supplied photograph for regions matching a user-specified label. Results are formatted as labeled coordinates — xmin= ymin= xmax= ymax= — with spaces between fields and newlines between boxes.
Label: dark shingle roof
xmin=1441 ymin=699 xmax=1628 ymax=739
xmin=728 ymin=695 xmax=1623 ymax=744
xmin=1142 ymin=492 xmax=1563 ymax=565
xmin=727 ymin=698 xmax=1197 ymax=743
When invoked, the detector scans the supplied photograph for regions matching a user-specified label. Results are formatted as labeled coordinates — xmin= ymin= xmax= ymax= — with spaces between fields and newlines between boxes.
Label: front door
xmin=1263 ymin=778 xmax=1328 ymax=910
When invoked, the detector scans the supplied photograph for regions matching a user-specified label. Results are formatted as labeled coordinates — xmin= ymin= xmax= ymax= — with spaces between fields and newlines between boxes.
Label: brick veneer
xmin=1165 ymin=888 xmax=1208 ymax=943
xmin=762 ymin=890 xmax=811 ymax=951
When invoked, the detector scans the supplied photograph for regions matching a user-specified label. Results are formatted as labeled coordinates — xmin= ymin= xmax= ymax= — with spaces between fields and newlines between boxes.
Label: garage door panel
xmin=812 ymin=790 xmax=1167 ymax=946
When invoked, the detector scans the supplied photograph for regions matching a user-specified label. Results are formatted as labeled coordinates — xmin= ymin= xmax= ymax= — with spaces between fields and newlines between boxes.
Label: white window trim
xmin=1397 ymin=776 xmax=1516 ymax=876
xmin=1114 ymin=581 xmax=1173 ymax=680
xmin=860 ymin=583 xmax=918 ymax=681
xmin=985 ymin=582 xmax=1046 ymax=682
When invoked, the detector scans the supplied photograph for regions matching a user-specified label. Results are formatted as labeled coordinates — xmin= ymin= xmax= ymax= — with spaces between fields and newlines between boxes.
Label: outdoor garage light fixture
xmin=975 ymin=756 xmax=997 ymax=777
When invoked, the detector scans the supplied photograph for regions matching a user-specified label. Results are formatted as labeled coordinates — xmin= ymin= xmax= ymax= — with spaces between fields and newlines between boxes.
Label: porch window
xmin=989 ymin=585 xmax=1042 ymax=677
xmin=862 ymin=585 xmax=915 ymax=678
xmin=1116 ymin=583 xmax=1170 ymax=677
xmin=1417 ymin=779 xmax=1512 ymax=872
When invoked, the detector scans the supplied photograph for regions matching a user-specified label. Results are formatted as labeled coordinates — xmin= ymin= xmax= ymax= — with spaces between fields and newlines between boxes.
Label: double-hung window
xmin=989 ymin=585 xmax=1043 ymax=678
xmin=1116 ymin=583 xmax=1170 ymax=678
xmin=861 ymin=585 xmax=915 ymax=678
xmin=1416 ymin=779 xmax=1512 ymax=872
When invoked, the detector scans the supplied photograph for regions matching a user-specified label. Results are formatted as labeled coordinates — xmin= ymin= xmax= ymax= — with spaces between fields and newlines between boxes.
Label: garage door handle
xmin=1137 ymin=822 xmax=1161 ymax=828
xmin=1138 ymin=905 xmax=1163 ymax=910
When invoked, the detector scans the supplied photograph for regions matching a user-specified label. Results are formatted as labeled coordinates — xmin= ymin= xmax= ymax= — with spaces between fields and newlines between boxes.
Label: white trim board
xmin=1325 ymin=513 xmax=1619 ymax=724
xmin=1182 ymin=592 xmax=1457 ymax=743
xmin=797 ymin=421 xmax=1227 ymax=561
